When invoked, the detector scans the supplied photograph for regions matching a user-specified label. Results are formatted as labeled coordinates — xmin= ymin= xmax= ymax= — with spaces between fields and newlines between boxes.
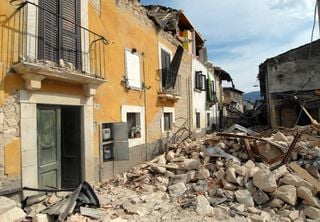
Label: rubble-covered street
xmin=93 ymin=124 xmax=320 ymax=222
xmin=3 ymin=124 xmax=320 ymax=222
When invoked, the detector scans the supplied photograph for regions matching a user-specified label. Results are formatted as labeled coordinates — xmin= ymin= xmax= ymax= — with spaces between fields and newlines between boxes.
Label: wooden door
xmin=37 ymin=106 xmax=61 ymax=189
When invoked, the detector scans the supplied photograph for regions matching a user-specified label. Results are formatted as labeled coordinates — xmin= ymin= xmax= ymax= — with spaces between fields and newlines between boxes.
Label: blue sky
xmin=140 ymin=0 xmax=317 ymax=92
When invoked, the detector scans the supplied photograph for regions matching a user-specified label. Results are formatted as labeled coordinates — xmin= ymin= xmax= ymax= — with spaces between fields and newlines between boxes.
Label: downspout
xmin=141 ymin=52 xmax=149 ymax=161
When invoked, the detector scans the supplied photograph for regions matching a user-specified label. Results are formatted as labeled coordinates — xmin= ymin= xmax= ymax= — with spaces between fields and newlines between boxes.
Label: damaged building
xmin=259 ymin=39 xmax=320 ymax=128
xmin=0 ymin=0 xmax=236 ymax=198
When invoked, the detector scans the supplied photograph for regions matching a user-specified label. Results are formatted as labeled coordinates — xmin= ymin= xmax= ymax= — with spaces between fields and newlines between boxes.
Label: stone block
xmin=274 ymin=185 xmax=297 ymax=205
xmin=0 ymin=196 xmax=17 ymax=215
xmin=0 ymin=207 xmax=26 ymax=222
xmin=168 ymin=182 xmax=186 ymax=197
xmin=235 ymin=189 xmax=254 ymax=207
xmin=253 ymin=169 xmax=277 ymax=192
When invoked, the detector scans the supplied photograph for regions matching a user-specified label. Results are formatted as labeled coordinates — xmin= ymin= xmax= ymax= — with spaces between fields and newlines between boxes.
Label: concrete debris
xmin=168 ymin=182 xmax=187 ymax=197
xmin=0 ymin=196 xmax=17 ymax=215
xmin=304 ymin=206 xmax=320 ymax=219
xmin=297 ymin=186 xmax=320 ymax=208
xmin=4 ymin=124 xmax=320 ymax=221
xmin=252 ymin=169 xmax=277 ymax=192
xmin=273 ymin=185 xmax=297 ymax=205
xmin=0 ymin=207 xmax=26 ymax=222
xmin=196 ymin=195 xmax=214 ymax=216
xmin=122 ymin=202 xmax=147 ymax=216
xmin=252 ymin=189 xmax=269 ymax=205
xmin=235 ymin=189 xmax=254 ymax=207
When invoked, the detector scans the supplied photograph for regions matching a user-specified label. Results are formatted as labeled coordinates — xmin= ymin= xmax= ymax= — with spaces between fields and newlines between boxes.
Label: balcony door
xmin=38 ymin=0 xmax=81 ymax=69
xmin=161 ymin=49 xmax=171 ymax=89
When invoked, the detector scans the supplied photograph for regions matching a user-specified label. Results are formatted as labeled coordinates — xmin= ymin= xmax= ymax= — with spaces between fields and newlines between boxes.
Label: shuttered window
xmin=38 ymin=0 xmax=81 ymax=69
xmin=195 ymin=71 xmax=206 ymax=91
xmin=125 ymin=50 xmax=141 ymax=89
xmin=161 ymin=49 xmax=171 ymax=89
xmin=163 ymin=112 xmax=173 ymax=131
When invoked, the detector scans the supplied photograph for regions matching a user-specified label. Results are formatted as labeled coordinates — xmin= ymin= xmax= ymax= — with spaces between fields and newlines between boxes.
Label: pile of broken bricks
xmin=107 ymin=125 xmax=320 ymax=221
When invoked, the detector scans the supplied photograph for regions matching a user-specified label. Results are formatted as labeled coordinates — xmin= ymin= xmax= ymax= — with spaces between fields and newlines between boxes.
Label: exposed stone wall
xmin=175 ymin=52 xmax=192 ymax=133
xmin=147 ymin=109 xmax=163 ymax=142
xmin=0 ymin=94 xmax=20 ymax=191
xmin=117 ymin=0 xmax=154 ymax=27
xmin=117 ymin=0 xmax=181 ymax=47
xmin=280 ymin=105 xmax=297 ymax=128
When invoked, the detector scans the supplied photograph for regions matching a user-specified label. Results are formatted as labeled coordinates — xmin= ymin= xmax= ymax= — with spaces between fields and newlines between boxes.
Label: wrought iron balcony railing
xmin=158 ymin=68 xmax=181 ymax=97
xmin=2 ymin=1 xmax=108 ymax=79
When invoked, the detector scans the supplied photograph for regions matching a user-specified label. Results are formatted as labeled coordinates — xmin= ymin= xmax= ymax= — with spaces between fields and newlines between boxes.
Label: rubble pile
xmin=107 ymin=125 xmax=320 ymax=221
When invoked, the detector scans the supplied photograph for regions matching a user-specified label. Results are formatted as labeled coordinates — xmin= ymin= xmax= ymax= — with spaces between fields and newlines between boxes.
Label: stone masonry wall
xmin=175 ymin=52 xmax=192 ymax=134
xmin=0 ymin=94 xmax=21 ymax=191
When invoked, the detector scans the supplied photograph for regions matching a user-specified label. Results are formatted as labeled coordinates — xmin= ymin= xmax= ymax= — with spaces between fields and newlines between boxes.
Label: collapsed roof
xmin=213 ymin=66 xmax=233 ymax=82
xmin=143 ymin=5 xmax=205 ymax=47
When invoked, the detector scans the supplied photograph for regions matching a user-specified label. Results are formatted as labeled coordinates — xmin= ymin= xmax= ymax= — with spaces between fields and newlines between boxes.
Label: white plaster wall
xmin=191 ymin=58 xmax=207 ymax=132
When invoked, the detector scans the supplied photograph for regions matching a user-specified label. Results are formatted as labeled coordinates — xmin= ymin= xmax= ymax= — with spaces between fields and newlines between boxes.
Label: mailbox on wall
xmin=100 ymin=122 xmax=129 ymax=162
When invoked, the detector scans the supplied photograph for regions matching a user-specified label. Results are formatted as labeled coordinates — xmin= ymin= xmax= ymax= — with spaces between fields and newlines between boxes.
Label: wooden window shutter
xmin=38 ymin=0 xmax=81 ymax=69
xmin=125 ymin=50 xmax=141 ymax=89
xmin=38 ymin=0 xmax=59 ymax=62
xmin=61 ymin=0 xmax=81 ymax=69
xmin=195 ymin=71 xmax=202 ymax=90
xmin=169 ymin=45 xmax=183 ymax=88
xmin=161 ymin=49 xmax=171 ymax=89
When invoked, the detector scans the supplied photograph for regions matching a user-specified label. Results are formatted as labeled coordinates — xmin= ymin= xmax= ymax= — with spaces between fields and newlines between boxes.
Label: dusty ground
xmin=95 ymin=184 xmax=250 ymax=222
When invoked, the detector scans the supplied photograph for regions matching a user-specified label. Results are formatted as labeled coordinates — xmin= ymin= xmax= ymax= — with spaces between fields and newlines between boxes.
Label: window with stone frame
xmin=163 ymin=112 xmax=173 ymax=131
xmin=196 ymin=112 xmax=201 ymax=129
xmin=126 ymin=112 xmax=141 ymax=139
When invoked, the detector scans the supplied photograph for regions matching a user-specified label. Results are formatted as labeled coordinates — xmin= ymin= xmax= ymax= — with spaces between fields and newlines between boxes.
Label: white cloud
xmin=141 ymin=0 xmax=317 ymax=92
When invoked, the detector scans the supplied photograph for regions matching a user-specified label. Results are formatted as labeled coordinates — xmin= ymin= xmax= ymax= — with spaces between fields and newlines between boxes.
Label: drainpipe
xmin=141 ymin=52 xmax=149 ymax=161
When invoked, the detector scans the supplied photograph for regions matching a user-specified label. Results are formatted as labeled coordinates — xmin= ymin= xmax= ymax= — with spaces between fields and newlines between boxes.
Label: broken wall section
xmin=0 ymin=94 xmax=21 ymax=192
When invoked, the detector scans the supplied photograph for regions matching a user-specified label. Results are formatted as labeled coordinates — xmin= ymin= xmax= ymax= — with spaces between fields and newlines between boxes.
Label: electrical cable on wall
xmin=296 ymin=1 xmax=319 ymax=93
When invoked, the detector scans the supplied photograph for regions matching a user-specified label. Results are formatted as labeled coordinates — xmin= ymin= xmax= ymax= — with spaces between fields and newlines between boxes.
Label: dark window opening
xmin=161 ymin=49 xmax=171 ymax=89
xmin=164 ymin=112 xmax=172 ymax=131
xmin=195 ymin=71 xmax=206 ymax=91
xmin=127 ymin=113 xmax=141 ymax=139
xmin=207 ymin=113 xmax=210 ymax=127
xmin=196 ymin=112 xmax=200 ymax=129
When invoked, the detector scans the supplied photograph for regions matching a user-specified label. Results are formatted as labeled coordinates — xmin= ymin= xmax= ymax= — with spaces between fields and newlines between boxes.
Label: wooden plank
xmin=217 ymin=132 xmax=258 ymax=140
xmin=148 ymin=163 xmax=180 ymax=170
xmin=289 ymin=162 xmax=320 ymax=192
xmin=244 ymin=139 xmax=254 ymax=161
xmin=282 ymin=133 xmax=301 ymax=164
xmin=259 ymin=138 xmax=287 ymax=152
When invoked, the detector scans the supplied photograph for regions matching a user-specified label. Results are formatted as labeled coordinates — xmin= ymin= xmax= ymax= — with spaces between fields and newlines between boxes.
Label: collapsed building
xmin=259 ymin=39 xmax=320 ymax=128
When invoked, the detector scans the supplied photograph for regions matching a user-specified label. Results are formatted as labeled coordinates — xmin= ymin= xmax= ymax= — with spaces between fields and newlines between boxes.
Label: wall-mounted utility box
xmin=100 ymin=122 xmax=129 ymax=161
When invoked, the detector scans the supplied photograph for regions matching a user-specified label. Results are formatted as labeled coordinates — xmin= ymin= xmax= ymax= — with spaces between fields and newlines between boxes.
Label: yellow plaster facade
xmin=0 ymin=0 xmax=190 ymax=191
xmin=4 ymin=139 xmax=21 ymax=177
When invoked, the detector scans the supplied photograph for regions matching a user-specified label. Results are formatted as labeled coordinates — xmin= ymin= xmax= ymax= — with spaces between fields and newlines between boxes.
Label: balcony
xmin=3 ymin=1 xmax=108 ymax=95
xmin=158 ymin=68 xmax=181 ymax=102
